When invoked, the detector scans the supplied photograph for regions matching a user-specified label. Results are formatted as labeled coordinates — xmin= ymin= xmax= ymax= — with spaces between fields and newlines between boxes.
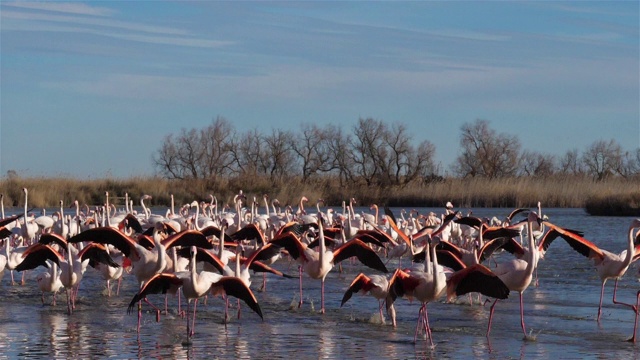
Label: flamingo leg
xmin=414 ymin=305 xmax=423 ymax=343
xmin=612 ymin=278 xmax=636 ymax=311
xmin=224 ymin=295 xmax=229 ymax=324
xmin=191 ymin=299 xmax=198 ymax=337
xmin=137 ymin=301 xmax=142 ymax=333
xmin=519 ymin=292 xmax=526 ymax=337
xmin=65 ymin=289 xmax=72 ymax=315
xmin=486 ymin=299 xmax=499 ymax=337
xmin=260 ymin=272 xmax=267 ymax=292
xmin=597 ymin=280 xmax=606 ymax=322
xmin=629 ymin=291 xmax=640 ymax=342
xmin=41 ymin=292 xmax=45 ymax=306
xmin=107 ymin=280 xmax=112 ymax=297
xmin=378 ymin=300 xmax=384 ymax=323
xmin=424 ymin=304 xmax=433 ymax=348
xmin=116 ymin=276 xmax=122 ymax=296
xmin=186 ymin=299 xmax=191 ymax=339
xmin=53 ymin=291 xmax=57 ymax=306
xmin=237 ymin=298 xmax=241 ymax=319
xmin=320 ymin=278 xmax=325 ymax=314
xmin=298 ymin=265 xmax=303 ymax=308
xmin=144 ymin=297 xmax=162 ymax=322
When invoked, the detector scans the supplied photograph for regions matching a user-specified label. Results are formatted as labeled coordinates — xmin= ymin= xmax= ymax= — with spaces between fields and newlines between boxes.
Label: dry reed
xmin=1 ymin=175 xmax=638 ymax=215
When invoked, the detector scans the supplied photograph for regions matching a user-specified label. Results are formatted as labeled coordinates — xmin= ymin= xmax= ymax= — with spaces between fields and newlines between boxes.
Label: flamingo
xmin=20 ymin=188 xmax=39 ymax=244
xmin=68 ymin=226 xmax=212 ymax=330
xmin=270 ymin=215 xmax=388 ymax=313
xmin=16 ymin=236 xmax=119 ymax=314
xmin=539 ymin=218 xmax=640 ymax=322
xmin=385 ymin=236 xmax=447 ymax=346
xmin=340 ymin=273 xmax=396 ymax=326
xmin=127 ymin=245 xmax=263 ymax=342
xmin=36 ymin=259 xmax=63 ymax=306
xmin=484 ymin=211 xmax=542 ymax=339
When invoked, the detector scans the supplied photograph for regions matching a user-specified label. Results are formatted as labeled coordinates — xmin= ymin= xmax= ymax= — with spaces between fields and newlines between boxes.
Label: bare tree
xmin=230 ymin=129 xmax=265 ymax=177
xmin=558 ymin=148 xmax=584 ymax=175
xmin=519 ymin=151 xmax=556 ymax=177
xmin=263 ymin=129 xmax=295 ymax=182
xmin=581 ymin=139 xmax=623 ymax=180
xmin=326 ymin=126 xmax=354 ymax=186
xmin=350 ymin=118 xmax=389 ymax=186
xmin=383 ymin=123 xmax=436 ymax=186
xmin=153 ymin=117 xmax=236 ymax=180
xmin=200 ymin=117 xmax=236 ymax=177
xmin=454 ymin=119 xmax=521 ymax=178
xmin=290 ymin=124 xmax=337 ymax=182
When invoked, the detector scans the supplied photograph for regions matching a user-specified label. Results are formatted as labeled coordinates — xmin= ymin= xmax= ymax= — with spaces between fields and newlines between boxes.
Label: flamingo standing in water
xmin=340 ymin=273 xmax=396 ymax=326
xmin=127 ymin=245 xmax=262 ymax=342
xmin=539 ymin=218 xmax=640 ymax=322
xmin=385 ymin=236 xmax=448 ymax=346
xmin=485 ymin=211 xmax=542 ymax=339
xmin=69 ymin=225 xmax=212 ymax=331
xmin=15 ymin=236 xmax=119 ymax=314
xmin=270 ymin=215 xmax=388 ymax=314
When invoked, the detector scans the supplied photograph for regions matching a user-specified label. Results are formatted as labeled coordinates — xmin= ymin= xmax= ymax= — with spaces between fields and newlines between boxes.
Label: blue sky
xmin=1 ymin=1 xmax=638 ymax=179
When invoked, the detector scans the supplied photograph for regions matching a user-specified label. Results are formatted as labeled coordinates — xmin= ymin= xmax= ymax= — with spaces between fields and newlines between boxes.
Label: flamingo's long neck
xmin=264 ymin=197 xmax=270 ymax=217
xmin=23 ymin=189 xmax=28 ymax=225
xmin=318 ymin=214 xmax=327 ymax=266
xmin=218 ymin=225 xmax=226 ymax=260
xmin=189 ymin=246 xmax=197 ymax=283
xmin=525 ymin=217 xmax=538 ymax=275
xmin=430 ymin=240 xmax=441 ymax=289
xmin=1 ymin=194 xmax=4 ymax=219
xmin=623 ymin=224 xmax=635 ymax=267
xmin=154 ymin=239 xmax=167 ymax=274
xmin=194 ymin=202 xmax=202 ymax=231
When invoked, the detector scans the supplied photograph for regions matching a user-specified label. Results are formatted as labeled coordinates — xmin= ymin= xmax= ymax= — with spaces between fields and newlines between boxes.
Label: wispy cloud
xmin=1 ymin=9 xmax=233 ymax=49
xmin=4 ymin=1 xmax=115 ymax=17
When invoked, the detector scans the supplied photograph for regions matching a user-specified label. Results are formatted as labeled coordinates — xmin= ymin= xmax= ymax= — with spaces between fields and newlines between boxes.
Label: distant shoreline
xmin=1 ymin=175 xmax=638 ymax=216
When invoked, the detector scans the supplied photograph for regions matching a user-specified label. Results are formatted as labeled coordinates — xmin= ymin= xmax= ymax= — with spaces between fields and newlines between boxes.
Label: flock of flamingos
xmin=1 ymin=188 xmax=640 ymax=347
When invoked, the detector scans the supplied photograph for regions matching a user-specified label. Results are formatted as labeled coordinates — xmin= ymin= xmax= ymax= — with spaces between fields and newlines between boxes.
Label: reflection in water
xmin=1 ymin=208 xmax=640 ymax=359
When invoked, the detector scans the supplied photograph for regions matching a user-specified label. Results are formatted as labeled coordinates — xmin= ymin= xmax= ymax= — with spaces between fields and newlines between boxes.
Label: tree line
xmin=153 ymin=117 xmax=640 ymax=185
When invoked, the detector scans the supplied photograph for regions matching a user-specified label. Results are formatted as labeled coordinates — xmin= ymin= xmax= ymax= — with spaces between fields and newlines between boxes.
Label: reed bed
xmin=1 ymin=175 xmax=638 ymax=215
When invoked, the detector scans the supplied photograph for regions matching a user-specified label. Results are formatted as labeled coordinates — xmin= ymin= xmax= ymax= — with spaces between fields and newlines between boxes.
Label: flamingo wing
xmin=383 ymin=207 xmax=411 ymax=246
xmin=386 ymin=269 xmax=419 ymax=308
xmin=333 ymin=239 xmax=388 ymax=273
xmin=38 ymin=233 xmax=69 ymax=248
xmin=15 ymin=244 xmax=64 ymax=272
xmin=435 ymin=250 xmax=466 ymax=272
xmin=127 ymin=273 xmax=183 ymax=314
xmin=341 ymin=273 xmax=373 ymax=306
xmin=482 ymin=227 xmax=521 ymax=241
xmin=212 ymin=277 xmax=263 ymax=320
xmin=247 ymin=260 xmax=297 ymax=278
xmin=0 ymin=213 xmax=24 ymax=228
xmin=176 ymin=247 xmax=226 ymax=274
xmin=454 ymin=216 xmax=483 ymax=229
xmin=162 ymin=230 xmax=213 ymax=250
xmin=69 ymin=227 xmax=138 ymax=259
xmin=78 ymin=243 xmax=120 ymax=268
xmin=539 ymin=224 xmax=602 ymax=260
xmin=507 ymin=208 xmax=530 ymax=222
xmin=477 ymin=237 xmax=510 ymax=263
xmin=446 ymin=264 xmax=510 ymax=301
xmin=269 ymin=232 xmax=307 ymax=261
xmin=197 ymin=225 xmax=223 ymax=238
xmin=230 ymin=223 xmax=266 ymax=244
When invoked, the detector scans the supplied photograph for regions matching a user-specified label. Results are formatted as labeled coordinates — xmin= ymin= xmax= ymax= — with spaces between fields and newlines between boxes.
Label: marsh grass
xmin=1 ymin=175 xmax=638 ymax=215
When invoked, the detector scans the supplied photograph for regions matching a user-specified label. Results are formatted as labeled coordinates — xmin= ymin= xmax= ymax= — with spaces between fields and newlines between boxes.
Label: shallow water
xmin=2 ymin=207 xmax=640 ymax=359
